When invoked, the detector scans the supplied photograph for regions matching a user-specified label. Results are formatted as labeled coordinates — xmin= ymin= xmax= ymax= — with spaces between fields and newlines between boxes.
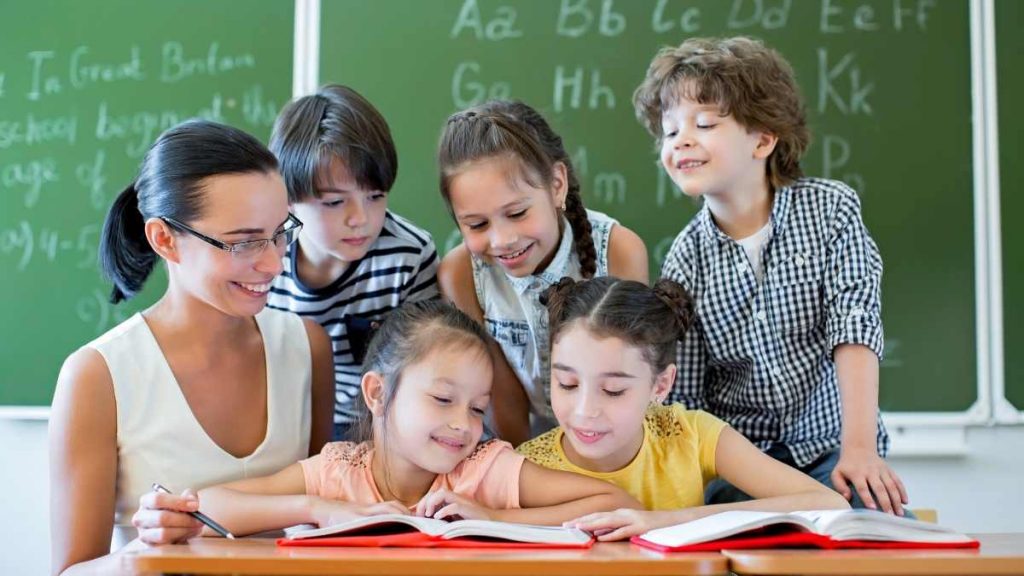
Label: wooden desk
xmin=125 ymin=537 xmax=728 ymax=576
xmin=724 ymin=533 xmax=1024 ymax=575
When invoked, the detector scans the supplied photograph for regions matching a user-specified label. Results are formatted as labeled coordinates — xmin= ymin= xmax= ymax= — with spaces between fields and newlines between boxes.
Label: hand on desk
xmin=565 ymin=508 xmax=682 ymax=541
xmin=414 ymin=488 xmax=492 ymax=521
xmin=831 ymin=446 xmax=909 ymax=516
xmin=310 ymin=498 xmax=410 ymax=527
xmin=132 ymin=488 xmax=203 ymax=545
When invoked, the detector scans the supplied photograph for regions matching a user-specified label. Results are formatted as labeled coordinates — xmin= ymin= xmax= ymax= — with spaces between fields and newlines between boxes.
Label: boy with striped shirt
xmin=267 ymin=85 xmax=438 ymax=440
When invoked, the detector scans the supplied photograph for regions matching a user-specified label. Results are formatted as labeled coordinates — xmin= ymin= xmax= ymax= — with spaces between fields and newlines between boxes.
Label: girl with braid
xmin=518 ymin=277 xmax=848 ymax=541
xmin=436 ymin=100 xmax=648 ymax=445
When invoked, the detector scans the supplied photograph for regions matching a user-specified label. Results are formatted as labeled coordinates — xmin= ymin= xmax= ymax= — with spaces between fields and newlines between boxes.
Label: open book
xmin=632 ymin=509 xmax=979 ymax=552
xmin=277 ymin=514 xmax=594 ymax=549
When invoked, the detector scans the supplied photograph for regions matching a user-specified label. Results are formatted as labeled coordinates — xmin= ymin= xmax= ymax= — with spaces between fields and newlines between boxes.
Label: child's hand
xmin=564 ymin=509 xmax=683 ymax=541
xmin=414 ymin=489 xmax=492 ymax=521
xmin=310 ymin=498 xmax=410 ymax=527
xmin=831 ymin=446 xmax=909 ymax=516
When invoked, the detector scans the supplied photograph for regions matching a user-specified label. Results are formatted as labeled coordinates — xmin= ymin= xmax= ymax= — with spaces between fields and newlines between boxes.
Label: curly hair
xmin=633 ymin=36 xmax=809 ymax=190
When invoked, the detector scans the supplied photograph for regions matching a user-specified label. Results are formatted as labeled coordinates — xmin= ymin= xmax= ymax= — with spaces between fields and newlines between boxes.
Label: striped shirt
xmin=268 ymin=211 xmax=439 ymax=424
xmin=661 ymin=178 xmax=888 ymax=467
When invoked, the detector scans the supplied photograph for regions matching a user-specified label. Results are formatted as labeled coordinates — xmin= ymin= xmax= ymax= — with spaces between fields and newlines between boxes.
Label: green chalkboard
xmin=0 ymin=0 xmax=292 ymax=407
xmin=997 ymin=0 xmax=1023 ymax=413
xmin=320 ymin=0 xmax=977 ymax=413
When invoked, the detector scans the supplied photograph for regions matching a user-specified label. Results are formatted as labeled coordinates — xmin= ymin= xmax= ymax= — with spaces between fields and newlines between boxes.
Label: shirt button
xmin=737 ymin=261 xmax=749 ymax=273
xmin=794 ymin=255 xmax=805 ymax=266
xmin=850 ymin=306 xmax=864 ymax=317
xmin=755 ymin=310 xmax=767 ymax=322
xmin=772 ymin=367 xmax=782 ymax=377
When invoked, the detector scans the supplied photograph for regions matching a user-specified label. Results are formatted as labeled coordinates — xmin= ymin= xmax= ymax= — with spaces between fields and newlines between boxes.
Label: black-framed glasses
xmin=161 ymin=213 xmax=303 ymax=259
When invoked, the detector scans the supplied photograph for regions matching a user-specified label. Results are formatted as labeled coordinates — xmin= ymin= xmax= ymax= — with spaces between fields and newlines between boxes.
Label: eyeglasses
xmin=161 ymin=213 xmax=303 ymax=259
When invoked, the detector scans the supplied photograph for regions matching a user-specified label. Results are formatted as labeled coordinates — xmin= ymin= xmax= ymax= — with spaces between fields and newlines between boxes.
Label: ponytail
xmin=99 ymin=184 xmax=157 ymax=304
xmin=652 ymin=278 xmax=696 ymax=338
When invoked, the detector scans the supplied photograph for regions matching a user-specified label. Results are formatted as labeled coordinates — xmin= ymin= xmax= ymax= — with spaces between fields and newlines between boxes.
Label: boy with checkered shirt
xmin=635 ymin=37 xmax=910 ymax=515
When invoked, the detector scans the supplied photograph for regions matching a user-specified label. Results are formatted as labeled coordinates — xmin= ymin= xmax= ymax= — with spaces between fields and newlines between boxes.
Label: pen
xmin=151 ymin=483 xmax=235 ymax=540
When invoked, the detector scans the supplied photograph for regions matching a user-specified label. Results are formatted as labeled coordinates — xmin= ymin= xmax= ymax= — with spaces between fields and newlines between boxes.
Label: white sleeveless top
xmin=87 ymin=307 xmax=312 ymax=551
xmin=472 ymin=209 xmax=616 ymax=436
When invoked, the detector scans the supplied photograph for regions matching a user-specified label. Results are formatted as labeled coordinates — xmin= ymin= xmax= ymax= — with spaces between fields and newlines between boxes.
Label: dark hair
xmin=353 ymin=299 xmax=492 ymax=445
xmin=633 ymin=36 xmax=809 ymax=190
xmin=270 ymin=84 xmax=397 ymax=202
xmin=542 ymin=277 xmax=695 ymax=375
xmin=99 ymin=119 xmax=279 ymax=304
xmin=438 ymin=100 xmax=597 ymax=278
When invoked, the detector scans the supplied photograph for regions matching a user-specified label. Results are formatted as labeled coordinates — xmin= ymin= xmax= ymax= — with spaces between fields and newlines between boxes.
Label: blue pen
xmin=152 ymin=483 xmax=235 ymax=540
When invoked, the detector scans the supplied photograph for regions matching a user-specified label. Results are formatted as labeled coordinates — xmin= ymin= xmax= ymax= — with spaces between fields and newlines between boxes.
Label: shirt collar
xmin=697 ymin=185 xmax=793 ymax=245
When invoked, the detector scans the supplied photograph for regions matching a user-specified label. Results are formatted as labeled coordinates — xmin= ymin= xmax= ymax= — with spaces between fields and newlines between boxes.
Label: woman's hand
xmin=132 ymin=488 xmax=203 ymax=545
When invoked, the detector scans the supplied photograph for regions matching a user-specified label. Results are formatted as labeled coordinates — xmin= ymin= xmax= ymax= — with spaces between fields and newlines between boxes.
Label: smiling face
xmin=166 ymin=170 xmax=290 ymax=318
xmin=659 ymin=90 xmax=772 ymax=200
xmin=378 ymin=341 xmax=493 ymax=476
xmin=446 ymin=156 xmax=567 ymax=277
xmin=289 ymin=156 xmax=388 ymax=269
xmin=549 ymin=322 xmax=675 ymax=473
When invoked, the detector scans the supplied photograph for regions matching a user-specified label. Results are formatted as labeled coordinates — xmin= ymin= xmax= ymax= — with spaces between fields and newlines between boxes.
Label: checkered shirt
xmin=661 ymin=178 xmax=889 ymax=467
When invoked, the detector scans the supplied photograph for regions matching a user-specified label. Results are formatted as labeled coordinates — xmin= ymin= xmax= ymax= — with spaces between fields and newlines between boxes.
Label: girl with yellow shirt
xmin=517 ymin=277 xmax=849 ymax=541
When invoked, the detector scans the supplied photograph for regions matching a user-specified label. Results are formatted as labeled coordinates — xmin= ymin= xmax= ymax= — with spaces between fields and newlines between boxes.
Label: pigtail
xmin=99 ymin=183 xmax=157 ymax=304
xmin=652 ymin=278 xmax=696 ymax=339
xmin=539 ymin=276 xmax=579 ymax=327
xmin=506 ymin=102 xmax=597 ymax=279
xmin=562 ymin=183 xmax=596 ymax=278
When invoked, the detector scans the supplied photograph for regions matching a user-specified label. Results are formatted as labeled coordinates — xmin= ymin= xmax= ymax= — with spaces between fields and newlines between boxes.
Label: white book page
xmin=793 ymin=509 xmax=974 ymax=543
xmin=441 ymin=520 xmax=591 ymax=544
xmin=285 ymin=514 xmax=449 ymax=540
xmin=640 ymin=511 xmax=816 ymax=547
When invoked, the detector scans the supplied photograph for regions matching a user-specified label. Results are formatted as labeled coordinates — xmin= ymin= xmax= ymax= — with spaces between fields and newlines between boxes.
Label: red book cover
xmin=629 ymin=510 xmax=980 ymax=552
xmin=277 ymin=532 xmax=595 ymax=549
xmin=275 ymin=515 xmax=595 ymax=549
xmin=630 ymin=531 xmax=980 ymax=552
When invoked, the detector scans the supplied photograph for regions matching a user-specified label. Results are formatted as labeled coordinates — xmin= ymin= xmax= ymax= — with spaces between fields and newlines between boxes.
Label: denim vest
xmin=472 ymin=209 xmax=615 ymax=435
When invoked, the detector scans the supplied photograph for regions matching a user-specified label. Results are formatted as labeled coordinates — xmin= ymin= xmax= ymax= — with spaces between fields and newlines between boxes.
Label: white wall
xmin=2 ymin=418 xmax=1023 ymax=576
xmin=1 ymin=419 xmax=51 ymax=576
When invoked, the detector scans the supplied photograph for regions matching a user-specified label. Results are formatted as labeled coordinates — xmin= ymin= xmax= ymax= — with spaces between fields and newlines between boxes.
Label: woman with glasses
xmin=49 ymin=120 xmax=334 ymax=576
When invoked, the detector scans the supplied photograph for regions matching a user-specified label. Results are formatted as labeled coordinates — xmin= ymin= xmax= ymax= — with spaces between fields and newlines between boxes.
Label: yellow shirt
xmin=517 ymin=405 xmax=727 ymax=510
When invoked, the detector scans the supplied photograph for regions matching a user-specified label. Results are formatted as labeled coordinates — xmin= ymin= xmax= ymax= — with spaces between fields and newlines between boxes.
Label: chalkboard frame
xmin=991 ymin=0 xmax=1021 ymax=425
xmin=0 ymin=0 xmax=1009 ymax=442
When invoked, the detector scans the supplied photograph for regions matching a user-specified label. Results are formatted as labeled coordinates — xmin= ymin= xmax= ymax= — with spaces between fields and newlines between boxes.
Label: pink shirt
xmin=300 ymin=439 xmax=525 ymax=509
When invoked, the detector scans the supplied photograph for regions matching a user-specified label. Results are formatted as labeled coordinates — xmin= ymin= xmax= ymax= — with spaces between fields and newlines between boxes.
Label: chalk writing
xmin=451 ymin=0 xmax=523 ymax=40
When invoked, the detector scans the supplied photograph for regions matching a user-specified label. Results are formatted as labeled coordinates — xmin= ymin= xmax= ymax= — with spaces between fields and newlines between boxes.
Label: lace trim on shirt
xmin=515 ymin=429 xmax=563 ymax=468
xmin=321 ymin=441 xmax=372 ymax=469
xmin=646 ymin=405 xmax=687 ymax=439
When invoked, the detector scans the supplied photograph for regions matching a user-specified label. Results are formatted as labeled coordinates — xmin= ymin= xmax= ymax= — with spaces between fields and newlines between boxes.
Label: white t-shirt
xmin=736 ymin=221 xmax=773 ymax=282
